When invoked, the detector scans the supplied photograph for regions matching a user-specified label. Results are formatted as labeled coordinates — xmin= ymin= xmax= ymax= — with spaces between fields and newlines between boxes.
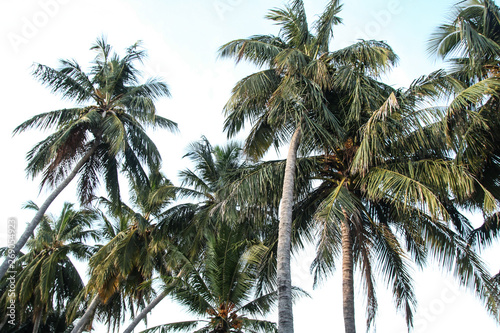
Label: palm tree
xmin=217 ymin=68 xmax=500 ymax=332
xmin=69 ymin=168 xmax=176 ymax=333
xmin=122 ymin=137 xmax=286 ymax=333
xmin=0 ymin=202 xmax=99 ymax=333
xmin=218 ymin=1 xmax=397 ymax=331
xmin=0 ymin=37 xmax=178 ymax=281
xmin=171 ymin=137 xmax=249 ymax=254
xmin=428 ymin=0 xmax=500 ymax=245
xmin=308 ymin=83 xmax=497 ymax=332
xmin=141 ymin=226 xmax=285 ymax=333
xmin=173 ymin=137 xmax=287 ymax=295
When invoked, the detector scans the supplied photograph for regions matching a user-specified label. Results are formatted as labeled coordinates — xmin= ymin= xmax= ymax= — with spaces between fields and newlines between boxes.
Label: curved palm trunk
xmin=0 ymin=142 xmax=100 ymax=281
xmin=277 ymin=126 xmax=302 ymax=333
xmin=122 ymin=290 xmax=167 ymax=333
xmin=341 ymin=217 xmax=356 ymax=333
xmin=71 ymin=294 xmax=101 ymax=333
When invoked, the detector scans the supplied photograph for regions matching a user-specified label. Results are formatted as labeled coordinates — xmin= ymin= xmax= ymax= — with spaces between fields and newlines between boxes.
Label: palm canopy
xmin=142 ymin=226 xmax=294 ymax=333
xmin=219 ymin=0 xmax=397 ymax=159
xmin=216 ymin=71 xmax=500 ymax=330
xmin=0 ymin=202 xmax=99 ymax=332
xmin=178 ymin=136 xmax=248 ymax=204
xmin=428 ymin=0 xmax=500 ymax=246
xmin=155 ymin=138 xmax=280 ymax=308
xmin=0 ymin=36 xmax=178 ymax=283
xmin=158 ymin=137 xmax=255 ymax=255
xmin=71 ymin=168 xmax=176 ymax=332
xmin=314 ymin=67 xmax=500 ymax=326
xmin=13 ymin=37 xmax=178 ymax=207
xmin=219 ymin=2 xmax=398 ymax=331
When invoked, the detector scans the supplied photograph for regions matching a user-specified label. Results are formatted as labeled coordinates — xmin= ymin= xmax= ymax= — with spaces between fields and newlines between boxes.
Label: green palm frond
xmin=312 ymin=0 xmax=343 ymax=54
xmin=218 ymin=36 xmax=285 ymax=68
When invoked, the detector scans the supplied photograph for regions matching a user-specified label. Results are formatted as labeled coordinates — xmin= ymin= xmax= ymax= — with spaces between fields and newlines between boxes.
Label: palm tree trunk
xmin=32 ymin=312 xmax=42 ymax=333
xmin=71 ymin=294 xmax=101 ymax=333
xmin=341 ymin=216 xmax=356 ymax=333
xmin=277 ymin=126 xmax=302 ymax=333
xmin=0 ymin=141 xmax=100 ymax=280
xmin=122 ymin=290 xmax=168 ymax=333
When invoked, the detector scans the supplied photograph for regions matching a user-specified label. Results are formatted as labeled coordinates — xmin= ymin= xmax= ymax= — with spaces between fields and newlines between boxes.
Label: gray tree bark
xmin=71 ymin=294 xmax=101 ymax=333
xmin=0 ymin=142 xmax=100 ymax=281
xmin=121 ymin=290 xmax=167 ymax=333
xmin=277 ymin=126 xmax=302 ymax=333
xmin=341 ymin=216 xmax=356 ymax=333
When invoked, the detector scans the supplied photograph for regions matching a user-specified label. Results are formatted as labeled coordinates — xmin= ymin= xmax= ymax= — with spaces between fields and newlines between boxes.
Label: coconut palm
xmin=427 ymin=0 xmax=500 ymax=246
xmin=123 ymin=137 xmax=291 ymax=333
xmin=0 ymin=202 xmax=99 ymax=333
xmin=309 ymin=83 xmax=499 ymax=332
xmin=216 ymin=67 xmax=500 ymax=332
xmin=218 ymin=1 xmax=398 ymax=331
xmin=69 ymin=168 xmax=176 ymax=333
xmin=169 ymin=137 xmax=249 ymax=253
xmin=0 ymin=37 xmax=177 ymax=281
xmin=141 ymin=226 xmax=284 ymax=333
xmin=172 ymin=137 xmax=290 ymax=295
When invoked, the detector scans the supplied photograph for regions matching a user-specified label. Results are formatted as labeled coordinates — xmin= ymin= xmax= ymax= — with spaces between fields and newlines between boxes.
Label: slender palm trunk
xmin=0 ymin=142 xmax=100 ymax=281
xmin=71 ymin=294 xmax=101 ymax=333
xmin=122 ymin=290 xmax=167 ymax=333
xmin=277 ymin=126 xmax=302 ymax=333
xmin=32 ymin=312 xmax=42 ymax=333
xmin=341 ymin=217 xmax=356 ymax=333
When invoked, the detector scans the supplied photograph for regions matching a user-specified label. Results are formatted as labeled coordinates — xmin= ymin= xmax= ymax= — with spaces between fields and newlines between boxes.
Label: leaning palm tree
xmin=141 ymin=226 xmax=285 ymax=333
xmin=0 ymin=202 xmax=99 ymax=333
xmin=218 ymin=1 xmax=397 ymax=331
xmin=0 ymin=37 xmax=177 ymax=281
xmin=69 ymin=168 xmax=176 ymax=333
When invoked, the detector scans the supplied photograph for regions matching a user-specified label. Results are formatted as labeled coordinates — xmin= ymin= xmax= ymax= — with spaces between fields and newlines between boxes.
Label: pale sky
xmin=1 ymin=0 xmax=499 ymax=332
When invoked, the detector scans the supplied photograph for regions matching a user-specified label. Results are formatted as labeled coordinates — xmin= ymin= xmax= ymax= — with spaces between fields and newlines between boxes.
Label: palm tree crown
xmin=14 ymin=37 xmax=177 ymax=206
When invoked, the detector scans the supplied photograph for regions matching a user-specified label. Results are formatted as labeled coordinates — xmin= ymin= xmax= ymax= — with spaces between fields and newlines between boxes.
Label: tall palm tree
xmin=0 ymin=37 xmax=178 ymax=281
xmin=216 ymin=68 xmax=500 ymax=332
xmin=218 ymin=1 xmax=397 ymax=331
xmin=69 ymin=168 xmax=176 ymax=333
xmin=308 ymin=76 xmax=499 ymax=332
xmin=0 ymin=202 xmax=99 ymax=333
xmin=141 ymin=226 xmax=286 ymax=333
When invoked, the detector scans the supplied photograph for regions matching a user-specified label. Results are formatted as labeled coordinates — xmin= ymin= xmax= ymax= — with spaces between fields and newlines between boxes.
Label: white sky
xmin=0 ymin=0 xmax=499 ymax=332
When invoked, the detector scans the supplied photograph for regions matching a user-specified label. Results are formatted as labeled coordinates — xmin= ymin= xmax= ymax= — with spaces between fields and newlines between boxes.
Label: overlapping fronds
xmin=14 ymin=36 xmax=177 ymax=206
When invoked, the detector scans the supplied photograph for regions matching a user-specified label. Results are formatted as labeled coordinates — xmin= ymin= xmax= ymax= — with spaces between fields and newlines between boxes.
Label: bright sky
xmin=1 ymin=0 xmax=499 ymax=332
